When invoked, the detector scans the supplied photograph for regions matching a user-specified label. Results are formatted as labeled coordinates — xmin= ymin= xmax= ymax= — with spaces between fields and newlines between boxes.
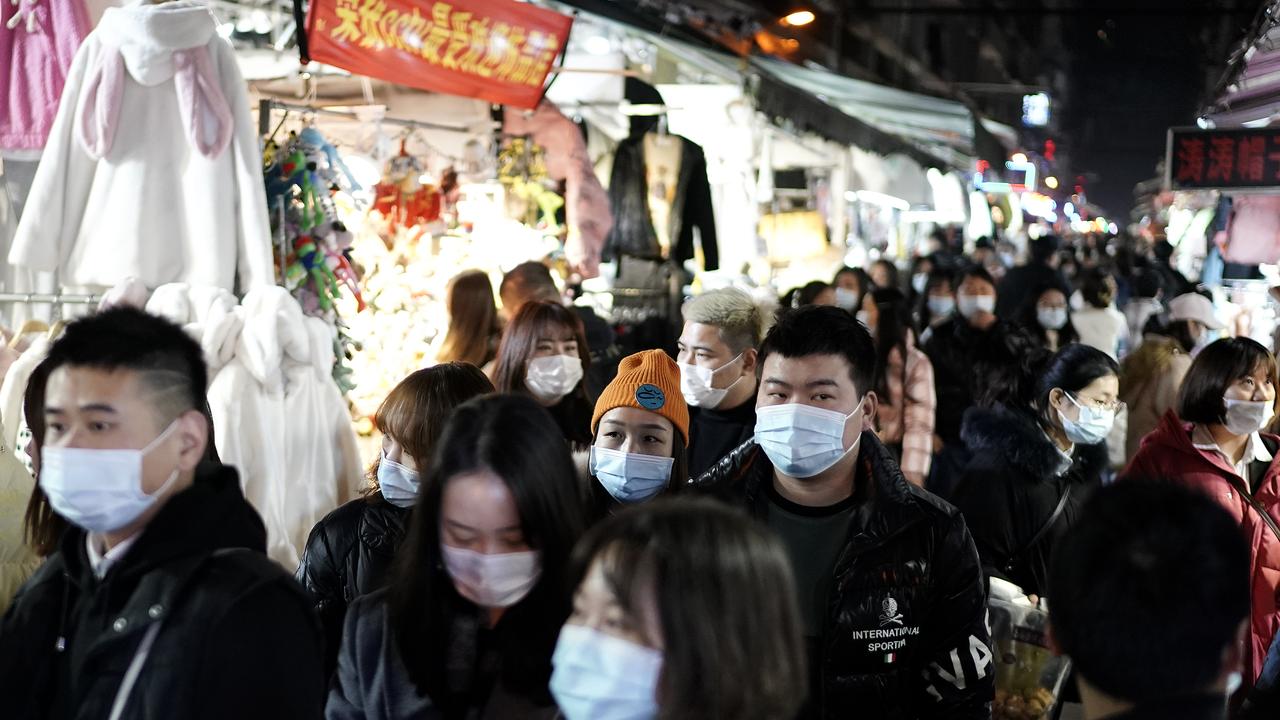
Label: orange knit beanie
xmin=591 ymin=349 xmax=689 ymax=443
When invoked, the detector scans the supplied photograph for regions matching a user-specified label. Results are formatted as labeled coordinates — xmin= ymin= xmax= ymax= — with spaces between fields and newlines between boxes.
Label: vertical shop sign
xmin=306 ymin=0 xmax=573 ymax=109
xmin=1167 ymin=127 xmax=1280 ymax=190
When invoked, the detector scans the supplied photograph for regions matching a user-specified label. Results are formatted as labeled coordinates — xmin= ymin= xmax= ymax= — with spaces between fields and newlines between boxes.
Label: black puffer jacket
xmin=952 ymin=405 xmax=1102 ymax=597
xmin=0 ymin=463 xmax=325 ymax=720
xmin=695 ymin=433 xmax=994 ymax=719
xmin=296 ymin=491 xmax=411 ymax=678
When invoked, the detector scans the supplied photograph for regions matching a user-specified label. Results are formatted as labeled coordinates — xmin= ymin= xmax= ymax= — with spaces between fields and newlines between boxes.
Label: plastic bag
xmin=988 ymin=577 xmax=1072 ymax=720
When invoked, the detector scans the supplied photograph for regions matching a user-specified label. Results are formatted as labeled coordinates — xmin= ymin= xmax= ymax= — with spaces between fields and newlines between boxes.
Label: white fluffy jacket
xmin=207 ymin=287 xmax=361 ymax=568
xmin=8 ymin=0 xmax=273 ymax=291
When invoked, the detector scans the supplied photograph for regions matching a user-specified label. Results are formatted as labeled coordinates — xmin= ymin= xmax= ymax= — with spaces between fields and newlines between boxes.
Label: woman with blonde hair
xmin=437 ymin=269 xmax=502 ymax=368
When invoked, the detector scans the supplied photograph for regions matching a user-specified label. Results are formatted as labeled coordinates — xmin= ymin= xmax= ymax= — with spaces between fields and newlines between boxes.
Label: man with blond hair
xmin=678 ymin=288 xmax=769 ymax=477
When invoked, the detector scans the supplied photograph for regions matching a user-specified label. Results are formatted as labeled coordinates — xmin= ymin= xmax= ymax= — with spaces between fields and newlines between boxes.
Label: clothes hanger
xmin=8 ymin=320 xmax=49 ymax=349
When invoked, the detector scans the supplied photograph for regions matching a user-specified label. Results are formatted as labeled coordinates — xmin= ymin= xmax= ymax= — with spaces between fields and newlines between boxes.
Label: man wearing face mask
xmin=696 ymin=306 xmax=993 ymax=719
xmin=0 ymin=309 xmax=324 ymax=719
xmin=677 ymin=289 xmax=766 ymax=478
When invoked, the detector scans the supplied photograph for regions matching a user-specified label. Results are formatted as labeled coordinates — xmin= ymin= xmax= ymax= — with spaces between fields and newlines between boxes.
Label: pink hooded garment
xmin=504 ymin=99 xmax=613 ymax=278
xmin=1 ymin=0 xmax=91 ymax=154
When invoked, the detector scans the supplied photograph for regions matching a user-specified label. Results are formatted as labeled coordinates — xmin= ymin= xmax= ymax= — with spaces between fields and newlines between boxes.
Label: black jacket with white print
xmin=695 ymin=431 xmax=994 ymax=720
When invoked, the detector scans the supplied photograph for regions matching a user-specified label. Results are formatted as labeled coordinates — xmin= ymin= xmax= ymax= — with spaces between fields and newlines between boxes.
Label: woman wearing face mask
xmin=551 ymin=498 xmax=807 ymax=720
xmin=832 ymin=266 xmax=871 ymax=313
xmin=327 ymin=394 xmax=589 ymax=719
xmin=1017 ymin=285 xmax=1078 ymax=353
xmin=953 ymin=343 xmax=1120 ymax=596
xmin=585 ymin=350 xmax=690 ymax=520
xmin=869 ymin=258 xmax=900 ymax=292
xmin=1123 ymin=337 xmax=1280 ymax=688
xmin=915 ymin=268 xmax=957 ymax=343
xmin=906 ymin=254 xmax=934 ymax=308
xmin=297 ymin=363 xmax=493 ymax=678
xmin=493 ymin=300 xmax=594 ymax=447
xmin=857 ymin=288 xmax=935 ymax=486
xmin=1071 ymin=268 xmax=1129 ymax=360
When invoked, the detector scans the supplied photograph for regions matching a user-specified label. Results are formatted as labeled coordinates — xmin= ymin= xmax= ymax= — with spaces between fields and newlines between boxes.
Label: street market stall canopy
xmin=1206 ymin=0 xmax=1280 ymax=126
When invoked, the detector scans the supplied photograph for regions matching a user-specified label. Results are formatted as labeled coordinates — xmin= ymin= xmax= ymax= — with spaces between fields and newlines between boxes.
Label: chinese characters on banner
xmin=1166 ymin=127 xmax=1280 ymax=190
xmin=305 ymin=0 xmax=573 ymax=109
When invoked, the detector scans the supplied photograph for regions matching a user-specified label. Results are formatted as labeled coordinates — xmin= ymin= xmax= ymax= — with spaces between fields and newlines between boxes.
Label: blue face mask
xmin=551 ymin=624 xmax=662 ymax=720
xmin=1059 ymin=393 xmax=1115 ymax=445
xmin=927 ymin=295 xmax=955 ymax=317
xmin=377 ymin=452 xmax=419 ymax=508
xmin=589 ymin=446 xmax=672 ymax=503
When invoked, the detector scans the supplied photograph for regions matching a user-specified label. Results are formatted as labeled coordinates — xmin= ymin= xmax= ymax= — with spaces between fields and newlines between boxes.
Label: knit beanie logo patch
xmin=635 ymin=384 xmax=665 ymax=410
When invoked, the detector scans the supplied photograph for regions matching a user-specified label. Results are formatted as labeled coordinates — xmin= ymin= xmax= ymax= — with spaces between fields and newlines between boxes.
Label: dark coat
xmin=296 ymin=491 xmax=411 ymax=678
xmin=0 ymin=463 xmax=325 ymax=720
xmin=603 ymin=133 xmax=719 ymax=271
xmin=687 ymin=397 xmax=757 ymax=479
xmin=694 ymin=433 xmax=994 ymax=719
xmin=995 ymin=262 xmax=1070 ymax=319
xmin=921 ymin=315 xmax=995 ymax=444
xmin=951 ymin=405 xmax=1099 ymax=597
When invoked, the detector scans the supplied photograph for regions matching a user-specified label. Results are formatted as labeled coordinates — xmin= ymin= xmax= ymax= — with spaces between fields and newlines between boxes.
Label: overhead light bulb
xmin=781 ymin=10 xmax=815 ymax=27
xmin=1011 ymin=152 xmax=1028 ymax=164
xmin=1045 ymin=176 xmax=1059 ymax=189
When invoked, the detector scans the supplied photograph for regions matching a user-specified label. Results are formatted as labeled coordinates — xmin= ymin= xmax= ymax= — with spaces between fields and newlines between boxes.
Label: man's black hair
xmin=43 ymin=307 xmax=208 ymax=425
xmin=1049 ymin=482 xmax=1249 ymax=703
xmin=759 ymin=305 xmax=876 ymax=397
xmin=1030 ymin=234 xmax=1062 ymax=263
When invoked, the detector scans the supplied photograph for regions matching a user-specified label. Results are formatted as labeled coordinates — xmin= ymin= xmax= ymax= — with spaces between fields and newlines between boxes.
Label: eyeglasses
xmin=1071 ymin=393 xmax=1125 ymax=414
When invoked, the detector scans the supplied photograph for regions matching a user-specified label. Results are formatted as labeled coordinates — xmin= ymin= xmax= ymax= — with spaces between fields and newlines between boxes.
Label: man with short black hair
xmin=0 ymin=308 xmax=324 ymax=719
xmin=1049 ymin=482 xmax=1249 ymax=719
xmin=697 ymin=305 xmax=993 ymax=718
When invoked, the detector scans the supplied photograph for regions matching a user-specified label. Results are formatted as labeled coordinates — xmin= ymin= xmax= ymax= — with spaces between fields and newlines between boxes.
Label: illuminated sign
xmin=975 ymin=159 xmax=1037 ymax=194
xmin=1022 ymin=93 xmax=1051 ymax=127
xmin=1166 ymin=126 xmax=1280 ymax=190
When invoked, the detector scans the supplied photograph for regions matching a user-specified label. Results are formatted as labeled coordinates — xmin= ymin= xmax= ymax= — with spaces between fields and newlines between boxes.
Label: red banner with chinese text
xmin=1167 ymin=127 xmax=1280 ymax=191
xmin=305 ymin=0 xmax=573 ymax=109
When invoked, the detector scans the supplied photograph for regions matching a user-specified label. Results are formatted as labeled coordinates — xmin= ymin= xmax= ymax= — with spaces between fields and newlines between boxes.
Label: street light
xmin=781 ymin=10 xmax=815 ymax=26
xmin=1045 ymin=176 xmax=1059 ymax=189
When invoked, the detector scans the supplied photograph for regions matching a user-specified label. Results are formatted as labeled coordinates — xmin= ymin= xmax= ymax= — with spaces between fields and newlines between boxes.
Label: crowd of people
xmin=1 ymin=229 xmax=1278 ymax=720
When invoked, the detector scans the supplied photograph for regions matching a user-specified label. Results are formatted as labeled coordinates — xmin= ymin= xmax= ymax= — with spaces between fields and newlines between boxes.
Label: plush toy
xmin=287 ymin=236 xmax=342 ymax=311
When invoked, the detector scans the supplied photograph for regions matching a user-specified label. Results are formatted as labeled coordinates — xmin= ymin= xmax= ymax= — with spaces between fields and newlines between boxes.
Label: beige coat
xmin=0 ymin=436 xmax=39 ymax=613
xmin=1120 ymin=336 xmax=1192 ymax=464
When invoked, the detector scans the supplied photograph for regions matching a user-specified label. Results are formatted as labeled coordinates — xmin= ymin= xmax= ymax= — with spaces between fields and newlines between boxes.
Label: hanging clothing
xmin=503 ymin=100 xmax=613 ymax=279
xmin=207 ymin=287 xmax=361 ymax=568
xmin=1224 ymin=195 xmax=1280 ymax=266
xmin=604 ymin=132 xmax=719 ymax=271
xmin=1 ymin=0 xmax=91 ymax=156
xmin=0 ymin=333 xmax=50 ymax=455
xmin=8 ymin=0 xmax=273 ymax=291
xmin=0 ymin=432 xmax=39 ymax=613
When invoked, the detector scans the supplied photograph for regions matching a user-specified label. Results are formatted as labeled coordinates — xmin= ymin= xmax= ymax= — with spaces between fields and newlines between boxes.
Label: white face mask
xmin=1058 ymin=393 xmax=1116 ymax=445
xmin=550 ymin=624 xmax=662 ymax=720
xmin=679 ymin=354 xmax=746 ymax=409
xmin=40 ymin=421 xmax=181 ymax=534
xmin=927 ymin=295 xmax=955 ymax=317
xmin=956 ymin=293 xmax=996 ymax=319
xmin=1223 ymin=397 xmax=1274 ymax=436
xmin=754 ymin=398 xmax=865 ymax=479
xmin=441 ymin=544 xmax=541 ymax=608
xmin=911 ymin=273 xmax=928 ymax=294
xmin=834 ymin=287 xmax=858 ymax=311
xmin=377 ymin=452 xmax=419 ymax=508
xmin=525 ymin=354 xmax=584 ymax=404
xmin=590 ymin=446 xmax=673 ymax=503
xmin=1037 ymin=307 xmax=1068 ymax=330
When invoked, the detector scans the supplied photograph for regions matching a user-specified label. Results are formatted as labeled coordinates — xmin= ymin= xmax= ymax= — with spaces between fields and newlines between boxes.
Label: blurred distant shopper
xmin=1119 ymin=305 xmax=1203 ymax=464
xmin=1151 ymin=239 xmax=1193 ymax=300
xmin=859 ymin=288 xmax=936 ymax=486
xmin=678 ymin=289 xmax=765 ymax=478
xmin=436 ymin=270 xmax=501 ymax=368
xmin=586 ymin=350 xmax=689 ymax=520
xmin=906 ymin=254 xmax=935 ymax=308
xmin=954 ymin=343 xmax=1119 ymax=596
xmin=1123 ymin=337 xmax=1280 ymax=687
xmin=784 ymin=281 xmax=836 ymax=308
xmin=1018 ymin=285 xmax=1079 ymax=353
xmin=1167 ymin=292 xmax=1223 ymax=357
xmin=869 ymin=258 xmax=900 ymax=291
xmin=1124 ymin=269 xmax=1165 ymax=352
xmin=1072 ymin=268 xmax=1129 ymax=360
xmin=697 ymin=306 xmax=993 ymax=719
xmin=996 ymin=234 xmax=1069 ymax=318
xmin=832 ymin=267 xmax=870 ymax=312
xmin=1049 ymin=483 xmax=1247 ymax=720
xmin=916 ymin=268 xmax=957 ymax=341
xmin=552 ymin=499 xmax=807 ymax=720
xmin=493 ymin=301 xmax=594 ymax=447
xmin=296 ymin=364 xmax=493 ymax=677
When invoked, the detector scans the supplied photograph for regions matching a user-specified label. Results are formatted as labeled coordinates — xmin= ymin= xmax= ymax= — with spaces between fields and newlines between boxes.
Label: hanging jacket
xmin=1224 ymin=196 xmax=1280 ymax=266
xmin=295 ymin=492 xmax=410 ymax=680
xmin=0 ymin=433 xmax=39 ymax=613
xmin=694 ymin=434 xmax=994 ymax=719
xmin=0 ymin=463 xmax=325 ymax=719
xmin=1 ymin=0 xmax=91 ymax=155
xmin=604 ymin=133 xmax=719 ymax=271
xmin=952 ymin=404 xmax=1097 ymax=597
xmin=8 ymin=0 xmax=273 ymax=291
xmin=1122 ymin=410 xmax=1280 ymax=685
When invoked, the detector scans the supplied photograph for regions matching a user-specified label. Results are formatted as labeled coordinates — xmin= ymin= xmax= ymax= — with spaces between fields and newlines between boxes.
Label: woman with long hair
xmin=1123 ymin=337 xmax=1280 ymax=686
xmin=492 ymin=301 xmax=594 ymax=447
xmin=436 ymin=270 xmax=501 ymax=368
xmin=1016 ymin=285 xmax=1079 ymax=353
xmin=551 ymin=498 xmax=807 ymax=720
xmin=857 ymin=287 xmax=935 ymax=486
xmin=327 ymin=394 xmax=590 ymax=719
xmin=297 ymin=363 xmax=493 ymax=677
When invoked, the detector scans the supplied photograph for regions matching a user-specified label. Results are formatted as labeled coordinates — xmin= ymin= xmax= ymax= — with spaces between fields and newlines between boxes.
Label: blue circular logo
xmin=635 ymin=384 xmax=666 ymax=410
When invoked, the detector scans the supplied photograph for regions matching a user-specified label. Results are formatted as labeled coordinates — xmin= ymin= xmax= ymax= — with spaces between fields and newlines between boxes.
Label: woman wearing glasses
xmin=952 ymin=343 xmax=1121 ymax=597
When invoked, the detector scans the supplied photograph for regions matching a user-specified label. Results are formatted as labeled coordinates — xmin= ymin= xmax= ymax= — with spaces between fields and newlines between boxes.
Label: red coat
xmin=1123 ymin=410 xmax=1280 ymax=683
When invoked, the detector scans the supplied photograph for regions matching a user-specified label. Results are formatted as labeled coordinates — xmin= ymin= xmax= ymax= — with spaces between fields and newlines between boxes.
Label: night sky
xmin=1059 ymin=0 xmax=1264 ymax=217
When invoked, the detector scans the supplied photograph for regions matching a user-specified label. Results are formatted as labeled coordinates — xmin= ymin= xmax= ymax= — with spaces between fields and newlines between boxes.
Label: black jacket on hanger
xmin=604 ymin=133 xmax=719 ymax=272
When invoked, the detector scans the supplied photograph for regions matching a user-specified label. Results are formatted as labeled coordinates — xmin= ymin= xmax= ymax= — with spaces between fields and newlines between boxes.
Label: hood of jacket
xmin=96 ymin=1 xmax=216 ymax=86
xmin=961 ymin=404 xmax=1068 ymax=481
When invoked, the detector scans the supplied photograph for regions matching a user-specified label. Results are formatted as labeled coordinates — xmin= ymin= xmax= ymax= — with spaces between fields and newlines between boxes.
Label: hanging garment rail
xmin=0 ymin=292 xmax=102 ymax=305
xmin=257 ymin=98 xmax=484 ymax=137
